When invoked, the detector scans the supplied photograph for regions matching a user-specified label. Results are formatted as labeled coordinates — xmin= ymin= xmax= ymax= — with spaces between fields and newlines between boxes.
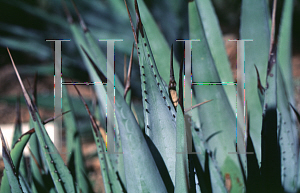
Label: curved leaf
xmin=240 ymin=0 xmax=271 ymax=162
xmin=8 ymin=49 xmax=77 ymax=193
xmin=114 ymin=83 xmax=167 ymax=193
xmin=0 ymin=128 xmax=23 ymax=193
xmin=1 ymin=128 xmax=35 ymax=193
xmin=189 ymin=2 xmax=244 ymax=192
xmin=133 ymin=0 xmax=177 ymax=186
xmin=174 ymin=105 xmax=188 ymax=193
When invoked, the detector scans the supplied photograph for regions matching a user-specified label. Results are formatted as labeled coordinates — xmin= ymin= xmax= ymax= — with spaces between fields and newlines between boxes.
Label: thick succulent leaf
xmin=277 ymin=0 xmax=295 ymax=106
xmin=12 ymin=100 xmax=22 ymax=147
xmin=77 ymin=34 xmax=127 ymax=188
xmin=133 ymin=0 xmax=201 ymax=127
xmin=277 ymin=67 xmax=298 ymax=192
xmin=131 ymin=99 xmax=145 ymax=130
xmin=194 ymin=0 xmax=232 ymax=83
xmin=79 ymin=44 xmax=127 ymax=188
xmin=73 ymin=85 xmax=124 ymax=193
xmin=291 ymin=106 xmax=300 ymax=189
xmin=19 ymin=174 xmax=32 ymax=193
xmin=68 ymin=22 xmax=107 ymax=130
xmin=260 ymin=45 xmax=282 ymax=192
xmin=64 ymin=6 xmax=106 ymax=128
xmin=290 ymin=104 xmax=300 ymax=123
xmin=255 ymin=65 xmax=265 ymax=109
xmin=62 ymin=82 xmax=93 ymax=193
xmin=240 ymin=0 xmax=270 ymax=162
xmin=134 ymin=0 xmax=177 ymax=185
xmin=10 ymin=129 xmax=35 ymax=174
xmin=135 ymin=0 xmax=201 ymax=132
xmin=0 ymin=129 xmax=34 ymax=193
xmin=194 ymin=0 xmax=241 ymax=119
xmin=136 ymin=0 xmax=180 ymax=91
xmin=245 ymin=114 xmax=262 ymax=192
xmin=114 ymin=83 xmax=167 ymax=193
xmin=174 ymin=105 xmax=188 ymax=193
xmin=11 ymin=99 xmax=29 ymax=186
xmin=0 ymin=128 xmax=23 ymax=193
xmin=8 ymin=49 xmax=77 ymax=193
xmin=277 ymin=1 xmax=299 ymax=190
xmin=29 ymin=120 xmax=47 ymax=193
xmin=62 ymin=81 xmax=78 ymax=162
xmin=191 ymin=125 xmax=227 ymax=193
xmin=29 ymin=130 xmax=45 ymax=193
xmin=189 ymin=2 xmax=244 ymax=192
xmin=70 ymin=0 xmax=124 ymax=95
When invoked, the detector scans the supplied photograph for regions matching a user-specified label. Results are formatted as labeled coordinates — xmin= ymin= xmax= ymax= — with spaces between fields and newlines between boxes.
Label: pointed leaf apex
xmin=135 ymin=0 xmax=144 ymax=38
xmin=254 ymin=64 xmax=265 ymax=94
xmin=7 ymin=48 xmax=36 ymax=121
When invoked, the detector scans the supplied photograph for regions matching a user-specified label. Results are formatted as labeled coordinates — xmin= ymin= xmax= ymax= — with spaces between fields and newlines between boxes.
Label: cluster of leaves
xmin=0 ymin=0 xmax=300 ymax=193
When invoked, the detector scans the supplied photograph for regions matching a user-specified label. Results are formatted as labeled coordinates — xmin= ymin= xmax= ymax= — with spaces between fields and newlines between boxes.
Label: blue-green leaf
xmin=240 ymin=0 xmax=270 ymax=163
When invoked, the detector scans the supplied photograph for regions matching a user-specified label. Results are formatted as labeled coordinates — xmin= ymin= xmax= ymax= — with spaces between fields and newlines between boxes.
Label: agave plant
xmin=0 ymin=0 xmax=299 ymax=193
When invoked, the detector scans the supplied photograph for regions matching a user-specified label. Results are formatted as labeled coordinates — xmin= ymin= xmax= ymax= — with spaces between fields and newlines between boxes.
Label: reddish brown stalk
xmin=70 ymin=0 xmax=88 ymax=32
xmin=43 ymin=111 xmax=71 ymax=125
xmin=73 ymin=84 xmax=100 ymax=137
xmin=61 ymin=0 xmax=74 ymax=24
xmin=124 ymin=0 xmax=138 ymax=45
xmin=269 ymin=0 xmax=277 ymax=57
xmin=184 ymin=99 xmax=213 ymax=113
xmin=124 ymin=43 xmax=134 ymax=98
xmin=124 ymin=54 xmax=127 ymax=84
